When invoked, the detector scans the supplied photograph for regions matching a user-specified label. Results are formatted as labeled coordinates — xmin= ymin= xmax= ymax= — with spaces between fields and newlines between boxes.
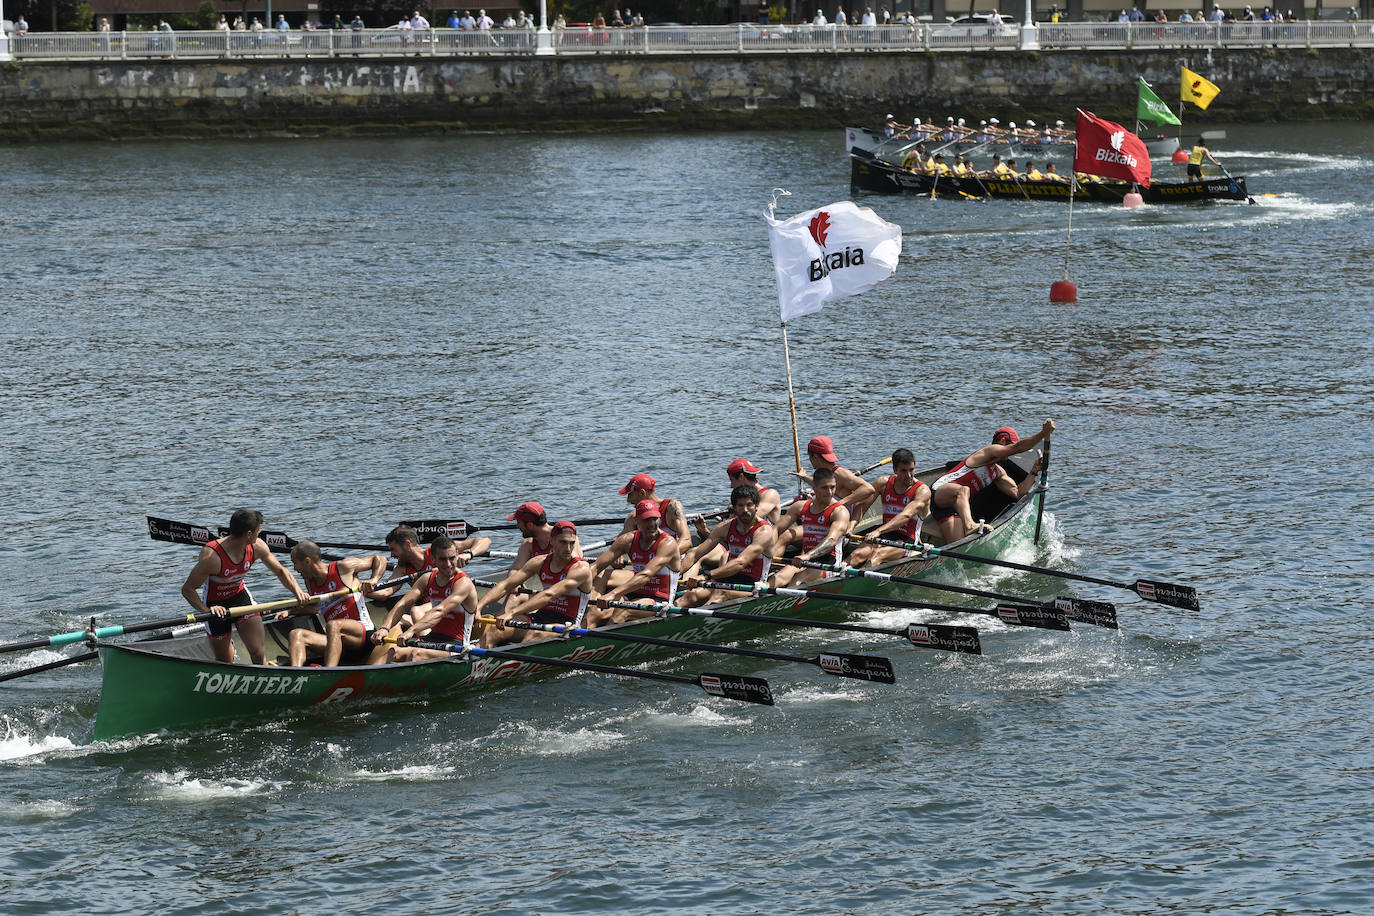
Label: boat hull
xmin=93 ymin=467 xmax=1043 ymax=740
xmin=851 ymin=154 xmax=1248 ymax=202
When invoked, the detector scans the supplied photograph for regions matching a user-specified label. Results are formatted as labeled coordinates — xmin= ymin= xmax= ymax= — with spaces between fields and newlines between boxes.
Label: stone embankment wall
xmin=1 ymin=49 xmax=1369 ymax=140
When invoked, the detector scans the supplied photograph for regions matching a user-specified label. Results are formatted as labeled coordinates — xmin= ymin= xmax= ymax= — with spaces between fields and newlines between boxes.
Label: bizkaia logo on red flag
xmin=808 ymin=211 xmax=829 ymax=247
xmin=1073 ymin=109 xmax=1152 ymax=187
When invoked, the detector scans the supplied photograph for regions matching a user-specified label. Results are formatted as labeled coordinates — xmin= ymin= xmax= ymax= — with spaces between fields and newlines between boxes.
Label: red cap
xmin=807 ymin=435 xmax=838 ymax=463
xmin=505 ymin=501 xmax=545 ymax=522
xmin=618 ymin=473 xmax=657 ymax=495
xmin=551 ymin=520 xmax=578 ymax=535
xmin=726 ymin=458 xmax=761 ymax=476
xmin=992 ymin=426 xmax=1020 ymax=445
xmin=634 ymin=499 xmax=662 ymax=519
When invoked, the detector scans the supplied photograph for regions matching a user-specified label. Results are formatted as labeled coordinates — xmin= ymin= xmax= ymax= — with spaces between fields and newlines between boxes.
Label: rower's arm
xmin=180 ymin=546 xmax=219 ymax=613
xmin=480 ymin=556 xmax=542 ymax=614
xmin=382 ymin=575 xmax=429 ymax=630
xmin=590 ymin=537 xmax=629 ymax=577
xmin=408 ymin=578 xmax=477 ymax=637
xmin=608 ymin=536 xmax=680 ymax=600
xmin=714 ymin=526 xmax=776 ymax=580
xmin=681 ymin=521 xmax=727 ymax=569
xmin=454 ymin=537 xmax=491 ymax=568
xmin=258 ymin=539 xmax=309 ymax=602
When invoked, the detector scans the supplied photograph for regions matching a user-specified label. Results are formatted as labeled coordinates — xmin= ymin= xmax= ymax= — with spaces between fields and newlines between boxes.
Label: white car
xmin=945 ymin=14 xmax=1017 ymax=35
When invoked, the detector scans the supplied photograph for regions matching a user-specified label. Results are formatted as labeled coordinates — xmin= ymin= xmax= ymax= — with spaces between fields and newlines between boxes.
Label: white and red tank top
xmin=425 ymin=569 xmax=473 ymax=642
xmin=627 ymin=530 xmax=678 ymax=601
xmin=538 ymin=556 xmax=590 ymax=623
xmin=725 ymin=518 xmax=773 ymax=581
xmin=882 ymin=476 xmax=927 ymax=541
xmin=310 ymin=561 xmax=372 ymax=631
xmin=799 ymin=499 xmax=843 ymax=563
xmin=205 ymin=539 xmax=254 ymax=603
xmin=932 ymin=460 xmax=1002 ymax=496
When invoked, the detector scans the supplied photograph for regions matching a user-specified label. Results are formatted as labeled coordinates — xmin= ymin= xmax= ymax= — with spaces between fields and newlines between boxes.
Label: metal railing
xmin=6 ymin=20 xmax=1374 ymax=60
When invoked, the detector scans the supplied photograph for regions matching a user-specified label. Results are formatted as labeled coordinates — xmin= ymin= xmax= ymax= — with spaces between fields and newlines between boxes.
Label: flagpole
xmin=780 ymin=320 xmax=804 ymax=477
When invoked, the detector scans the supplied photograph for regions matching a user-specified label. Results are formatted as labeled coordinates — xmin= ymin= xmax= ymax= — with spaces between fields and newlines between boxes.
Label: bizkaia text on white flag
xmin=765 ymin=200 xmax=902 ymax=323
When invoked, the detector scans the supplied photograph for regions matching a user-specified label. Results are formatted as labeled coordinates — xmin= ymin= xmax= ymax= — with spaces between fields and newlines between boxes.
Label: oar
xmin=490 ymin=614 xmax=896 ymax=684
xmin=856 ymin=536 xmax=1198 ymax=611
xmin=388 ymin=637 xmax=774 ymax=705
xmin=1033 ymin=436 xmax=1051 ymax=546
xmin=0 ymin=590 xmax=346 ymax=656
xmin=147 ymin=516 xmax=367 ymax=556
xmin=399 ymin=516 xmax=629 ymax=540
xmin=608 ymin=595 xmax=982 ymax=656
xmin=0 ymin=650 xmax=99 ymax=684
xmin=833 ymin=541 xmax=1119 ymax=629
xmin=856 ymin=456 xmax=893 ymax=476
xmin=1217 ymin=162 xmax=1256 ymax=204
xmin=769 ymin=560 xmax=1072 ymax=631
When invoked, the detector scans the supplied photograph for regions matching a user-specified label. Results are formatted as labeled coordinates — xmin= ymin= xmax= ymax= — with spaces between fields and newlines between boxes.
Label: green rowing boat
xmin=92 ymin=456 xmax=1044 ymax=741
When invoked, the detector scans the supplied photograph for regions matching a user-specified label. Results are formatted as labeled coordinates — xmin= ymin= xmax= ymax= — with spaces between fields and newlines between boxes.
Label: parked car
xmin=945 ymin=14 xmax=1017 ymax=35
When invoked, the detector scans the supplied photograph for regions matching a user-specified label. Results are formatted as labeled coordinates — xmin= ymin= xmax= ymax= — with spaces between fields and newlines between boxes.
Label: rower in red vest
xmin=678 ymin=484 xmax=777 ymax=608
xmin=689 ymin=457 xmax=783 ymax=575
xmin=501 ymin=500 xmax=583 ymax=616
xmin=774 ymin=467 xmax=852 ymax=586
xmin=849 ymin=447 xmax=931 ymax=568
xmin=930 ymin=419 xmax=1053 ymax=542
xmin=616 ymin=472 xmax=691 ymax=548
xmin=587 ymin=499 xmax=682 ymax=626
xmin=479 ymin=520 xmax=594 ymax=646
xmin=367 ymin=523 xmax=489 ymax=604
xmin=793 ymin=435 xmax=877 ymax=523
xmin=282 ymin=540 xmax=387 ymax=667
xmin=180 ymin=508 xmax=309 ymax=666
xmin=373 ymin=534 xmax=481 ymax=662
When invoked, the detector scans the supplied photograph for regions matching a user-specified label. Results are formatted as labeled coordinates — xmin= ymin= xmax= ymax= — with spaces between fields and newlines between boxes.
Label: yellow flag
xmin=1181 ymin=67 xmax=1220 ymax=110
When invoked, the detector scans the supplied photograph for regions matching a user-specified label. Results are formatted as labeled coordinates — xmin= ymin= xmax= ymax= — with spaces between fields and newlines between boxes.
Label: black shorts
xmin=528 ymin=609 xmax=576 ymax=626
xmin=929 ymin=497 xmax=960 ymax=523
xmin=205 ymin=588 xmax=257 ymax=639
xmin=1186 ymin=163 xmax=1202 ymax=178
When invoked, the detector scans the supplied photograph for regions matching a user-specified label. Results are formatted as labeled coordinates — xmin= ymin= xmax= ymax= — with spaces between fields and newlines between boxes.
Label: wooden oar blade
xmin=906 ymin=623 xmax=982 ymax=655
xmin=698 ymin=673 xmax=774 ymax=706
xmin=1133 ymin=579 xmax=1200 ymax=611
xmin=994 ymin=604 xmax=1072 ymax=632
xmin=1054 ymin=597 xmax=1119 ymax=630
xmin=814 ymin=652 xmax=896 ymax=684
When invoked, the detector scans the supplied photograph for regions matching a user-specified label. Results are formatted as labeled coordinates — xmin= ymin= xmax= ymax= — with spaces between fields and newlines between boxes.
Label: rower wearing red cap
xmin=929 ymin=419 xmax=1054 ymax=542
xmin=690 ymin=458 xmax=782 ymax=570
xmin=848 ymin=447 xmax=931 ymax=567
xmin=616 ymin=472 xmax=690 ymax=547
xmin=500 ymin=500 xmax=582 ymax=616
xmin=478 ymin=520 xmax=593 ymax=646
xmin=678 ymin=485 xmax=777 ymax=608
xmin=586 ymin=499 xmax=682 ymax=626
xmin=773 ymin=467 xmax=851 ymax=587
xmin=793 ymin=435 xmax=876 ymax=523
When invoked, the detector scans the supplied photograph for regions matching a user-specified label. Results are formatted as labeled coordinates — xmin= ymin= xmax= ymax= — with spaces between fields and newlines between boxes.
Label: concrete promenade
xmin=1 ymin=47 xmax=1370 ymax=141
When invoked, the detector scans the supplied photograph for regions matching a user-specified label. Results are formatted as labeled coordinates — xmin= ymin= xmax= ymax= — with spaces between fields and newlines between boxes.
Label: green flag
xmin=1137 ymin=77 xmax=1182 ymax=126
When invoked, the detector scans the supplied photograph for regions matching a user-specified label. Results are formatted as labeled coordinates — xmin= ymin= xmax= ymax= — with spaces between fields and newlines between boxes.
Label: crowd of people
xmin=184 ymin=422 xmax=1053 ymax=668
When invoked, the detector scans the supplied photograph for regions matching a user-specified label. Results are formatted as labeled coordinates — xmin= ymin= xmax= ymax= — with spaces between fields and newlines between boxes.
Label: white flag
xmin=765 ymin=200 xmax=902 ymax=323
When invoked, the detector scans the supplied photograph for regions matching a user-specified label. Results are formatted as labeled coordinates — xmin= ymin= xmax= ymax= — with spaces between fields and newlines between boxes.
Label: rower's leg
xmin=325 ymin=620 xmax=367 ymax=667
xmin=238 ymin=615 xmax=268 ymax=666
xmin=289 ymin=627 xmax=327 ymax=667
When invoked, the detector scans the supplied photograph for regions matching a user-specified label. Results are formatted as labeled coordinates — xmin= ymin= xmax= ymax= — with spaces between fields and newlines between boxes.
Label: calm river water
xmin=1 ymin=122 xmax=1372 ymax=914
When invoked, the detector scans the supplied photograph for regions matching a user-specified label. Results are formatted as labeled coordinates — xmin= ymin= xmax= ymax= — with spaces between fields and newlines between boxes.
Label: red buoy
xmin=1123 ymin=192 xmax=1144 ymax=208
xmin=1171 ymin=149 xmax=1189 ymax=163
xmin=1049 ymin=280 xmax=1078 ymax=303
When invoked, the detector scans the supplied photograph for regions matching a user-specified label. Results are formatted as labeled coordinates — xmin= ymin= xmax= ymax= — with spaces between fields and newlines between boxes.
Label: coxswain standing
xmin=773 ymin=468 xmax=851 ymax=587
xmin=929 ymin=420 xmax=1053 ymax=542
xmin=1187 ymin=137 xmax=1221 ymax=182
xmin=372 ymin=535 xmax=481 ymax=662
xmin=678 ymin=485 xmax=777 ymax=608
xmin=848 ymin=448 xmax=930 ymax=567
xmin=180 ymin=508 xmax=309 ymax=665
xmin=282 ymin=541 xmax=387 ymax=667
xmin=586 ymin=500 xmax=682 ymax=626
xmin=478 ymin=520 xmax=593 ymax=646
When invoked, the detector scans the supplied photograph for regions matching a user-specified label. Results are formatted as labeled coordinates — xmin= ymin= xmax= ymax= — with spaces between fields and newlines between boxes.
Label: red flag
xmin=1073 ymin=109 xmax=1152 ymax=187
